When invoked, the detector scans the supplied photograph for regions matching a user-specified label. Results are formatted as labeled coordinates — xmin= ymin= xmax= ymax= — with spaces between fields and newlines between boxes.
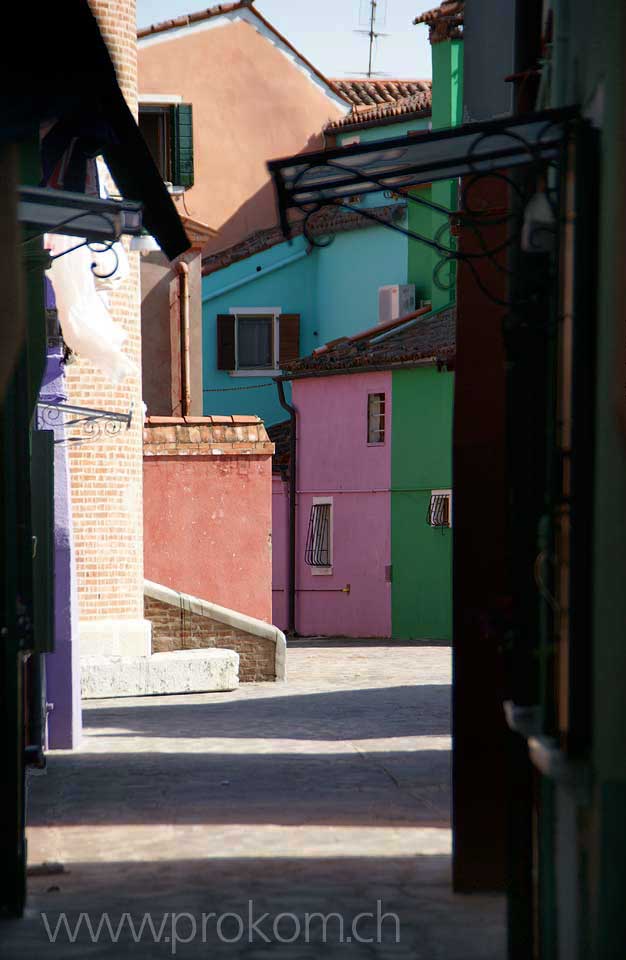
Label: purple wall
xmin=272 ymin=371 xmax=392 ymax=638
xmin=40 ymin=339 xmax=81 ymax=749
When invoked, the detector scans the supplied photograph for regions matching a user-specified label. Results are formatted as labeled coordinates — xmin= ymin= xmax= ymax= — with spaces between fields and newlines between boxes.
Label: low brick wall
xmin=145 ymin=595 xmax=277 ymax=682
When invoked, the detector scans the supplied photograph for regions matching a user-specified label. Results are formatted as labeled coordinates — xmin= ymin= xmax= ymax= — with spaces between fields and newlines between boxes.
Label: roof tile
xmin=202 ymin=202 xmax=406 ymax=275
xmin=325 ymin=90 xmax=432 ymax=132
xmin=331 ymin=78 xmax=431 ymax=107
xmin=413 ymin=1 xmax=464 ymax=43
xmin=283 ymin=304 xmax=456 ymax=378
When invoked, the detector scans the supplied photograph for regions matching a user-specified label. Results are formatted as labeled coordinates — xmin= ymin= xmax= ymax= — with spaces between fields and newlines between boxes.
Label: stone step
xmin=81 ymin=649 xmax=239 ymax=699
xmin=80 ymin=619 xmax=152 ymax=659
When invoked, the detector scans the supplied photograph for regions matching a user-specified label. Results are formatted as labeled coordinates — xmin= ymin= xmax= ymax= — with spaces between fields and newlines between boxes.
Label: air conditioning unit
xmin=378 ymin=284 xmax=415 ymax=326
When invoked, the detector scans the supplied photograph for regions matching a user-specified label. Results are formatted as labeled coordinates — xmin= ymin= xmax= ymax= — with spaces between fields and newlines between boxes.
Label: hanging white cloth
xmin=45 ymin=233 xmax=137 ymax=383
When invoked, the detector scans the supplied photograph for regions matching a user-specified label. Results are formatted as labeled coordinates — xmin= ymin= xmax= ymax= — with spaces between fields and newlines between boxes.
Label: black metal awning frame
xmin=37 ymin=400 xmax=133 ymax=445
xmin=268 ymin=107 xmax=579 ymax=304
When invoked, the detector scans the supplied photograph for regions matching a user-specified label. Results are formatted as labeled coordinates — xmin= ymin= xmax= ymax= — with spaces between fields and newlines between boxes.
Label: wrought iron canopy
xmin=37 ymin=400 xmax=133 ymax=445
xmin=268 ymin=107 xmax=577 ymax=237
xmin=19 ymin=187 xmax=143 ymax=243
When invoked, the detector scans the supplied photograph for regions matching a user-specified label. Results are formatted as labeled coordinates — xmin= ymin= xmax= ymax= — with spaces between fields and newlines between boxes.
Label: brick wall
xmin=67 ymin=1 xmax=144 ymax=624
xmin=145 ymin=595 xmax=277 ymax=682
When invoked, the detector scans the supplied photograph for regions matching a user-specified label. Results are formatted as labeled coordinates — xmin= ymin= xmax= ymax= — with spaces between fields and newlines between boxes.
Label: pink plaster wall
xmin=272 ymin=475 xmax=289 ymax=629
xmin=144 ymin=454 xmax=272 ymax=622
xmin=273 ymin=372 xmax=392 ymax=637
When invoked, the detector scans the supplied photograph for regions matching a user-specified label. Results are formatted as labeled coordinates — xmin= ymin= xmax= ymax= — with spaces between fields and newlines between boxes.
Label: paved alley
xmin=2 ymin=641 xmax=505 ymax=958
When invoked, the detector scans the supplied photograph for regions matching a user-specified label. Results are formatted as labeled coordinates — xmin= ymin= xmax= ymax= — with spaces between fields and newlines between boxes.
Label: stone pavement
xmin=1 ymin=640 xmax=506 ymax=958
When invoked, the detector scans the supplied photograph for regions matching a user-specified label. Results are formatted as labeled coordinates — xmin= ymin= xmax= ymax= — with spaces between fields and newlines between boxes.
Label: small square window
xmin=367 ymin=392 xmax=386 ymax=444
xmin=427 ymin=490 xmax=453 ymax=528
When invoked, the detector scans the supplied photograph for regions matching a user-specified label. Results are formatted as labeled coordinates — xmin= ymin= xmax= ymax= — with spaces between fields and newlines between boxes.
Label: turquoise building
xmin=201 ymin=95 xmax=432 ymax=425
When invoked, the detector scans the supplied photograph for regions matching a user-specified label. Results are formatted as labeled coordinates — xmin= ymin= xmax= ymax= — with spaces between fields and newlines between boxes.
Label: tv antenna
xmin=354 ymin=0 xmax=389 ymax=78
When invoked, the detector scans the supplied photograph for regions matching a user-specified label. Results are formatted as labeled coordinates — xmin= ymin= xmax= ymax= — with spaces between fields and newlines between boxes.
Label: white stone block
xmin=80 ymin=619 xmax=152 ymax=659
xmin=81 ymin=649 xmax=239 ymax=699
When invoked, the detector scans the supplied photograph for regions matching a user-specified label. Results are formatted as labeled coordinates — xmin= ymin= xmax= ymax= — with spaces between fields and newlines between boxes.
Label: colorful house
xmin=136 ymin=0 xmax=350 ymax=418
xmin=271 ymin=305 xmax=455 ymax=640
xmin=201 ymin=78 xmax=433 ymax=426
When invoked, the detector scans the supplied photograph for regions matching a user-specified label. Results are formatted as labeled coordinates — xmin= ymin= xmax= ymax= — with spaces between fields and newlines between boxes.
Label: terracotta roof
xmin=414 ymin=2 xmax=464 ymax=43
xmin=138 ymin=1 xmax=251 ymax=38
xmin=282 ymin=304 xmax=456 ymax=378
xmin=202 ymin=202 xmax=406 ymax=275
xmin=143 ymin=415 xmax=274 ymax=456
xmin=325 ymin=90 xmax=432 ymax=132
xmin=331 ymin=79 xmax=431 ymax=107
xmin=138 ymin=2 xmax=350 ymax=105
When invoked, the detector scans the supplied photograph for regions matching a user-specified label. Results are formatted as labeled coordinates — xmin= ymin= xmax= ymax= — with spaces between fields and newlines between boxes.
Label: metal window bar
xmin=305 ymin=503 xmax=331 ymax=567
xmin=427 ymin=493 xmax=450 ymax=528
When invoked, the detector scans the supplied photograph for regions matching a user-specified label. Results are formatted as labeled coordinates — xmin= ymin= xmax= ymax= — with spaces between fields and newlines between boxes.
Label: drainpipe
xmin=275 ymin=379 xmax=297 ymax=636
xmin=176 ymin=261 xmax=191 ymax=416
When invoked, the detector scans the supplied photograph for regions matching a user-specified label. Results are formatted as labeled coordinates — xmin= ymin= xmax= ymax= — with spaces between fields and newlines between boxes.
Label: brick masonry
xmin=67 ymin=1 xmax=145 ymax=625
xmin=144 ymin=595 xmax=277 ymax=682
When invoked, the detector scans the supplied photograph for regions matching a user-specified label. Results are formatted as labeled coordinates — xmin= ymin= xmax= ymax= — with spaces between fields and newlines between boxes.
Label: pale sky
xmin=136 ymin=0 xmax=435 ymax=79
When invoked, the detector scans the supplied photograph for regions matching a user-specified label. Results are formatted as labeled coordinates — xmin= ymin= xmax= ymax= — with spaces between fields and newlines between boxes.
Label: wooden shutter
xmin=279 ymin=314 xmax=300 ymax=367
xmin=169 ymin=104 xmax=194 ymax=188
xmin=217 ymin=314 xmax=236 ymax=370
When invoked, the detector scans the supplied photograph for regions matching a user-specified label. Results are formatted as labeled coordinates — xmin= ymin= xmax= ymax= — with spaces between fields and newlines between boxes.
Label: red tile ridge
xmin=348 ymin=303 xmax=432 ymax=343
xmin=138 ymin=2 xmax=252 ymax=38
xmin=145 ymin=416 xmax=186 ymax=425
xmin=313 ymin=337 xmax=349 ymax=356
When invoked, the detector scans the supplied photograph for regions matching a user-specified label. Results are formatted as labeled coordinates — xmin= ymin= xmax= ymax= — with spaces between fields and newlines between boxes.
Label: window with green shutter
xmin=169 ymin=104 xmax=194 ymax=189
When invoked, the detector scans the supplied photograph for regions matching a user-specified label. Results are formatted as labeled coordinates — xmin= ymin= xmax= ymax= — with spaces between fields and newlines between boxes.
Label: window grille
xmin=367 ymin=392 xmax=385 ymax=443
xmin=427 ymin=491 xmax=452 ymax=528
xmin=305 ymin=503 xmax=332 ymax=567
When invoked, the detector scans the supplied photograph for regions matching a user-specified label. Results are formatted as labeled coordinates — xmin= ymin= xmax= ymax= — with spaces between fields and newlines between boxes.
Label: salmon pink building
xmin=136 ymin=0 xmax=349 ymax=419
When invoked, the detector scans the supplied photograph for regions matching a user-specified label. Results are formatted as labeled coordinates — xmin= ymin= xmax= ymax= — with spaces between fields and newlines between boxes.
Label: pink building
xmin=271 ymin=307 xmax=455 ymax=639
xmin=273 ymin=373 xmax=392 ymax=638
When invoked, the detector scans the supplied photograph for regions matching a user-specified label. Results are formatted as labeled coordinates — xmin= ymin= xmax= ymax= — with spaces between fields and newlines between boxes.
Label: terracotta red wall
xmin=143 ymin=417 xmax=273 ymax=622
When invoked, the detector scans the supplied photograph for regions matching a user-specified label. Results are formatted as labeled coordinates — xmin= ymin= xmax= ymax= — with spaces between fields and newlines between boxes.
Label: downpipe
xmin=274 ymin=379 xmax=297 ymax=636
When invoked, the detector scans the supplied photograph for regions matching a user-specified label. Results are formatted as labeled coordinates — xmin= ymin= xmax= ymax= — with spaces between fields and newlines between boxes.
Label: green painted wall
xmin=395 ymin=36 xmax=462 ymax=641
xmin=391 ymin=365 xmax=454 ymax=639
xmin=408 ymin=39 xmax=464 ymax=311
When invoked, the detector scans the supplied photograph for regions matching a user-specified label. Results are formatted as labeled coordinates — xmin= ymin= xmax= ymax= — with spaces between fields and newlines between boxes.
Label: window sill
xmin=311 ymin=566 xmax=333 ymax=576
xmin=228 ymin=369 xmax=282 ymax=378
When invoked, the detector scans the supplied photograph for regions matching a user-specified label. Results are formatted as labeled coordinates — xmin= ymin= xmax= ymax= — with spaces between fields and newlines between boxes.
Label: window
xmin=238 ymin=315 xmax=274 ymax=369
xmin=427 ymin=490 xmax=453 ymax=528
xmin=216 ymin=310 xmax=300 ymax=374
xmin=305 ymin=499 xmax=333 ymax=573
xmin=367 ymin=392 xmax=386 ymax=443
xmin=138 ymin=103 xmax=194 ymax=188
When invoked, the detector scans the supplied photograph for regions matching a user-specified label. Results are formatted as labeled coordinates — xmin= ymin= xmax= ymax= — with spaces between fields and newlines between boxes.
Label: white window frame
xmin=310 ymin=496 xmax=333 ymax=576
xmin=228 ymin=306 xmax=282 ymax=377
xmin=428 ymin=489 xmax=453 ymax=528
xmin=367 ymin=391 xmax=386 ymax=445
